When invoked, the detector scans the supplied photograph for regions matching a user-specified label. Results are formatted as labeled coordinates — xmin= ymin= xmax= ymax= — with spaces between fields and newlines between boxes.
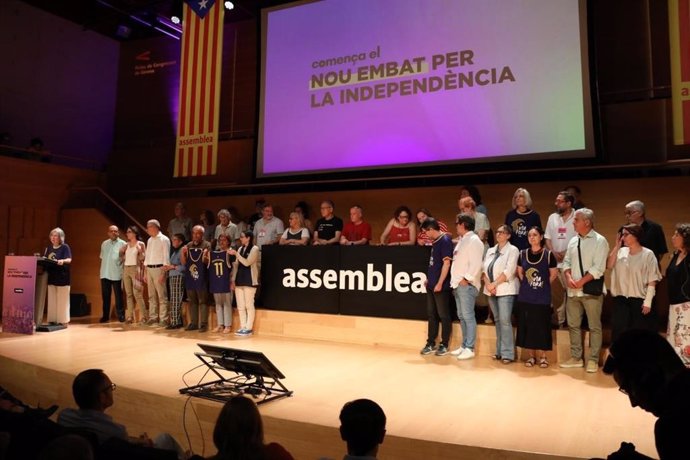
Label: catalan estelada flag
xmin=669 ymin=0 xmax=690 ymax=145
xmin=174 ymin=0 xmax=224 ymax=177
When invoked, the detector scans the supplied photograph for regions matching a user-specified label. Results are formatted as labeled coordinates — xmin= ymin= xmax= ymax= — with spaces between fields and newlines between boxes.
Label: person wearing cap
xmin=144 ymin=219 xmax=170 ymax=327
xmin=603 ymin=329 xmax=689 ymax=460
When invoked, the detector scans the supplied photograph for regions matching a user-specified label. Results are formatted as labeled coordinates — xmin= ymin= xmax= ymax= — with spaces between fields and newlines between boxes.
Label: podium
xmin=2 ymin=256 xmax=38 ymax=334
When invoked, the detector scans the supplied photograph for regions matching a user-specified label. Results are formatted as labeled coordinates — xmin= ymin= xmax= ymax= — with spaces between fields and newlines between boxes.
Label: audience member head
xmin=125 ymin=225 xmax=141 ymax=242
xmin=261 ymin=204 xmax=274 ymax=221
xmin=455 ymin=213 xmax=475 ymax=235
xmin=288 ymin=211 xmax=304 ymax=229
xmin=459 ymin=185 xmax=483 ymax=205
xmin=240 ymin=230 xmax=254 ymax=248
xmin=107 ymin=225 xmax=119 ymax=241
xmin=217 ymin=209 xmax=231 ymax=226
xmin=495 ymin=224 xmax=512 ymax=245
xmin=49 ymin=227 xmax=66 ymax=246
xmin=295 ymin=201 xmax=310 ymax=220
xmin=573 ymin=208 xmax=595 ymax=235
xmin=511 ymin=187 xmax=533 ymax=210
xmin=619 ymin=223 xmax=643 ymax=247
xmin=212 ymin=396 xmax=264 ymax=458
xmin=349 ymin=205 xmax=363 ymax=224
xmin=171 ymin=233 xmax=186 ymax=250
xmin=146 ymin=219 xmax=161 ymax=237
xmin=339 ymin=399 xmax=386 ymax=457
xmin=191 ymin=225 xmax=205 ymax=243
xmin=420 ymin=217 xmax=440 ymax=232
xmin=527 ymin=226 xmax=545 ymax=249
xmin=174 ymin=202 xmax=186 ymax=218
xmin=458 ymin=197 xmax=477 ymax=215
xmin=415 ymin=208 xmax=434 ymax=226
xmin=625 ymin=200 xmax=646 ymax=224
xmin=72 ymin=369 xmax=115 ymax=412
xmin=672 ymin=223 xmax=690 ymax=253
xmin=217 ymin=233 xmax=231 ymax=250
xmin=320 ymin=200 xmax=335 ymax=218
xmin=393 ymin=206 xmax=412 ymax=225
xmin=201 ymin=210 xmax=215 ymax=226
xmin=603 ymin=329 xmax=685 ymax=417
xmin=555 ymin=191 xmax=574 ymax=214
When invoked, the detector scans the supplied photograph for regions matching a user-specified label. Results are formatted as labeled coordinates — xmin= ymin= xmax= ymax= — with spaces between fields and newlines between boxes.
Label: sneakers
xmin=435 ymin=345 xmax=449 ymax=356
xmin=420 ymin=344 xmax=435 ymax=355
xmin=457 ymin=348 xmax=475 ymax=360
xmin=198 ymin=324 xmax=208 ymax=333
xmin=450 ymin=347 xmax=464 ymax=356
xmin=559 ymin=358 xmax=584 ymax=368
xmin=235 ymin=328 xmax=253 ymax=336
xmin=586 ymin=360 xmax=598 ymax=373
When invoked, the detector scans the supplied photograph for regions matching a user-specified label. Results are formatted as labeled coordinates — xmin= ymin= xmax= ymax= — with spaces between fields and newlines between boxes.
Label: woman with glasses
xmin=666 ymin=223 xmax=690 ymax=366
xmin=279 ymin=212 xmax=310 ymax=246
xmin=120 ymin=226 xmax=148 ymax=324
xmin=483 ymin=224 xmax=519 ymax=363
xmin=380 ymin=205 xmax=417 ymax=246
xmin=607 ymin=223 xmax=662 ymax=343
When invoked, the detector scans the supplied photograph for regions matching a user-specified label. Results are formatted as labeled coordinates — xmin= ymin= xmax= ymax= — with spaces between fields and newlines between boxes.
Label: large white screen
xmin=258 ymin=0 xmax=594 ymax=177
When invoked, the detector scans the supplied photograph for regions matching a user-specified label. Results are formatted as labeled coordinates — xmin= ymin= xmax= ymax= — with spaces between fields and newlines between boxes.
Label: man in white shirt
xmin=144 ymin=219 xmax=171 ymax=327
xmin=253 ymin=204 xmax=284 ymax=248
xmin=545 ymin=191 xmax=577 ymax=328
xmin=99 ymin=226 xmax=126 ymax=323
xmin=449 ymin=214 xmax=485 ymax=360
xmin=560 ymin=208 xmax=609 ymax=373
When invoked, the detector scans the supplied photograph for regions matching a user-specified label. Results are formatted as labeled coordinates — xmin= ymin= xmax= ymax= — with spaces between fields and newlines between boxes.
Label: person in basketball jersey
xmin=208 ymin=234 xmax=236 ymax=333
xmin=181 ymin=225 xmax=211 ymax=332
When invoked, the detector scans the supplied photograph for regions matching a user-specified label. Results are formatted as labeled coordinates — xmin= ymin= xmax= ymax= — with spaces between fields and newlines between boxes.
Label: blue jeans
xmin=488 ymin=295 xmax=516 ymax=360
xmin=453 ymin=284 xmax=478 ymax=350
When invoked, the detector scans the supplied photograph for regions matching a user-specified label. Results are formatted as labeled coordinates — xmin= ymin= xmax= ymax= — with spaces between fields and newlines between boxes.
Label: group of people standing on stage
xmin=97 ymin=203 xmax=261 ymax=336
xmin=422 ymin=187 xmax=690 ymax=373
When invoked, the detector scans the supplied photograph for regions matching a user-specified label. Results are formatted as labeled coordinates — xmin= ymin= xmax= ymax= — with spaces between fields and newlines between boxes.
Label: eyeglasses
xmin=102 ymin=383 xmax=117 ymax=392
xmin=624 ymin=210 xmax=639 ymax=216
xmin=398 ymin=214 xmax=410 ymax=219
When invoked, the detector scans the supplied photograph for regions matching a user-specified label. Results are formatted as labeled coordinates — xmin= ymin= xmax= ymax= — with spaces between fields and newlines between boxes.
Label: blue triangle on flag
xmin=185 ymin=0 xmax=217 ymax=19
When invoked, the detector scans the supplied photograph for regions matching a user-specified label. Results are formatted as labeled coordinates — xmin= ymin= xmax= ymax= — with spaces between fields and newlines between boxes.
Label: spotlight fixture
xmin=171 ymin=15 xmax=181 ymax=24
xmin=224 ymin=1 xmax=235 ymax=10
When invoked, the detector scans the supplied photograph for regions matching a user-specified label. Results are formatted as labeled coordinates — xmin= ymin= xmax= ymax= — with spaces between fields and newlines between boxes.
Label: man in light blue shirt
xmin=100 ymin=225 xmax=126 ymax=323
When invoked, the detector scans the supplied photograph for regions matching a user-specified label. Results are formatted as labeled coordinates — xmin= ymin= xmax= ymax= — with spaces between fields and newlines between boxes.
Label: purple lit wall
xmin=0 ymin=0 xmax=119 ymax=169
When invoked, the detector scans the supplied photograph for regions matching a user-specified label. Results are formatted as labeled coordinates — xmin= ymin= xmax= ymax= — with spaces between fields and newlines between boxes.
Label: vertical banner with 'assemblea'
xmin=174 ymin=0 xmax=224 ymax=177
xmin=670 ymin=0 xmax=690 ymax=145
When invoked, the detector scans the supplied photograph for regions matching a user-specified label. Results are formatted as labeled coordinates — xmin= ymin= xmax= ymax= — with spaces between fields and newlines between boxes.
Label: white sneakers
xmin=450 ymin=347 xmax=464 ymax=356
xmin=457 ymin=348 xmax=475 ymax=360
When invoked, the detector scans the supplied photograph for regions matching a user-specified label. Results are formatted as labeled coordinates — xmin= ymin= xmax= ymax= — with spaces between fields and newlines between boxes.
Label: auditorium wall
xmin=0 ymin=0 xmax=119 ymax=169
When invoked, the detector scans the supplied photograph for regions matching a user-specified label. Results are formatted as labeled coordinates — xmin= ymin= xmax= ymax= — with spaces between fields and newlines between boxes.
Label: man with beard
xmin=545 ymin=191 xmax=577 ymax=328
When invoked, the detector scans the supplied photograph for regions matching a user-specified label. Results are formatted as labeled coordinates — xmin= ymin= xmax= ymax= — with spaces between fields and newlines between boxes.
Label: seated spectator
xmin=339 ymin=399 xmax=386 ymax=460
xmin=199 ymin=210 xmax=216 ymax=243
xmin=459 ymin=185 xmax=488 ymax=216
xmin=209 ymin=395 xmax=293 ymax=460
xmin=279 ymin=212 xmax=310 ymax=245
xmin=314 ymin=200 xmax=343 ymax=245
xmin=294 ymin=201 xmax=314 ymax=235
xmin=603 ymin=329 xmax=690 ymax=460
xmin=380 ymin=206 xmax=416 ymax=246
xmin=37 ymin=434 xmax=95 ymax=460
xmin=0 ymin=385 xmax=58 ymax=418
xmin=415 ymin=208 xmax=448 ymax=246
xmin=57 ymin=369 xmax=185 ymax=459
xmin=340 ymin=206 xmax=371 ymax=245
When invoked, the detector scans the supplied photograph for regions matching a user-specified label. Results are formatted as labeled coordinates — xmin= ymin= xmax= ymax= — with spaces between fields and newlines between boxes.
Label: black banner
xmin=260 ymin=245 xmax=430 ymax=320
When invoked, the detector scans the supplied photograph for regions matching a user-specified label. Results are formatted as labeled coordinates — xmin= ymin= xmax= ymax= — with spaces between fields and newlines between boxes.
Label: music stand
xmin=179 ymin=344 xmax=293 ymax=405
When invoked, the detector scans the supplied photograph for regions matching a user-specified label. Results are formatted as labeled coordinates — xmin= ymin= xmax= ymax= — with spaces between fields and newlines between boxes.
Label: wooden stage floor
xmin=0 ymin=320 xmax=658 ymax=460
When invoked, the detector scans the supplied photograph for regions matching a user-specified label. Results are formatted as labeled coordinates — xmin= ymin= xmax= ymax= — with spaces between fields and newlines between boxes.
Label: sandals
xmin=539 ymin=357 xmax=549 ymax=368
xmin=525 ymin=357 xmax=536 ymax=367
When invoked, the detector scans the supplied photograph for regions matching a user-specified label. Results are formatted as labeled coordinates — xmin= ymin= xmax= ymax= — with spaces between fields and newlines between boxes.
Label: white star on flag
xmin=199 ymin=0 xmax=208 ymax=9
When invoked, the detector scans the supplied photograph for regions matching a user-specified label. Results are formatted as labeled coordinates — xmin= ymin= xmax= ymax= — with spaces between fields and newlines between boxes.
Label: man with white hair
xmin=144 ymin=219 xmax=170 ymax=327
xmin=624 ymin=200 xmax=668 ymax=262
xmin=213 ymin=208 xmax=240 ymax=249
xmin=560 ymin=208 xmax=609 ymax=373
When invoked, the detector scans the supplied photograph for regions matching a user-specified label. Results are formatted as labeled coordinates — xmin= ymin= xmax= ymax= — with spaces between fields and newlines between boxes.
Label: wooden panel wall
xmin=0 ymin=156 xmax=100 ymax=315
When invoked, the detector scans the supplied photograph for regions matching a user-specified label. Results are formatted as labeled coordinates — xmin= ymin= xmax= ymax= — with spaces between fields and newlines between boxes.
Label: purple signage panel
xmin=2 ymin=256 xmax=37 ymax=334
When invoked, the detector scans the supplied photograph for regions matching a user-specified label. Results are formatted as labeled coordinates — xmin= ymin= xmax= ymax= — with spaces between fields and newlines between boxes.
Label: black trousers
xmin=426 ymin=290 xmax=452 ymax=347
xmin=611 ymin=296 xmax=657 ymax=343
xmin=101 ymin=278 xmax=124 ymax=321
